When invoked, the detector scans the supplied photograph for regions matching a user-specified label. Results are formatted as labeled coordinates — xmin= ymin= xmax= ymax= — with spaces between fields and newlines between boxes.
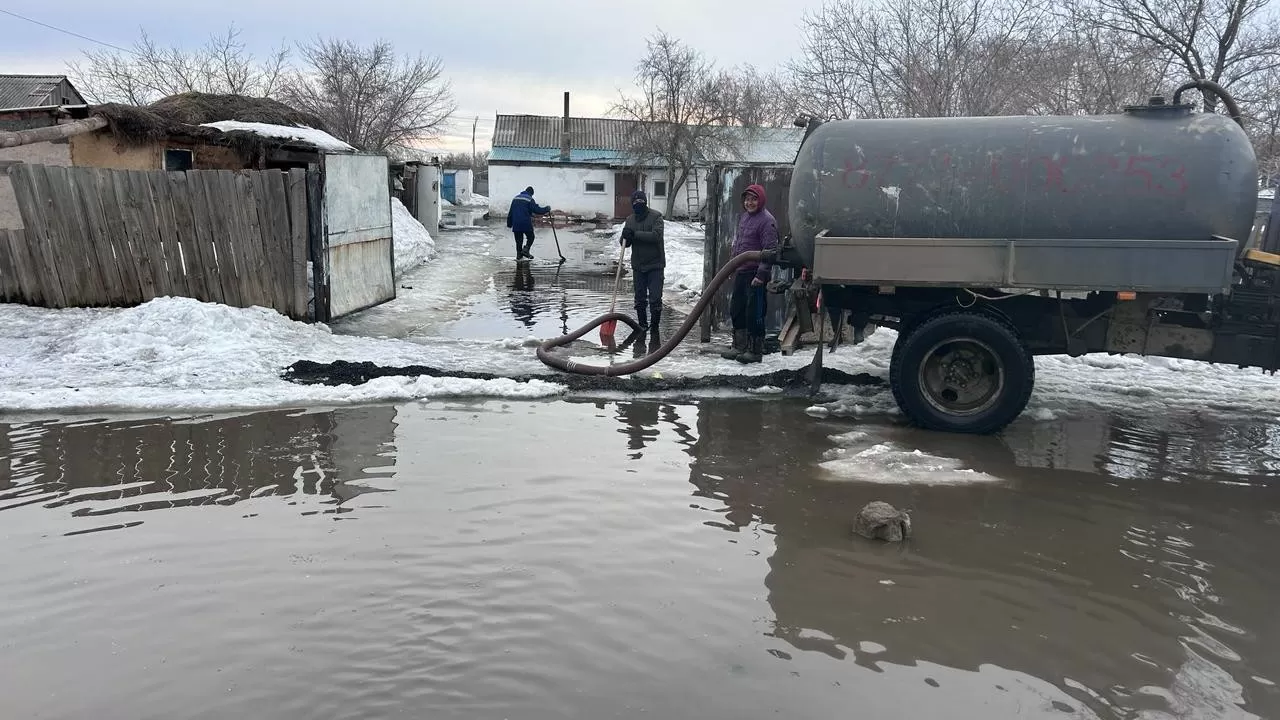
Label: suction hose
xmin=1173 ymin=78 xmax=1245 ymax=128
xmin=536 ymin=250 xmax=772 ymax=376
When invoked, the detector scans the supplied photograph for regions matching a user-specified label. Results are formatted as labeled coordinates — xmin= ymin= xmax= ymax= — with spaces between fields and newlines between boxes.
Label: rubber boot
xmin=520 ymin=241 xmax=534 ymax=260
xmin=635 ymin=305 xmax=648 ymax=330
xmin=648 ymin=304 xmax=662 ymax=343
xmin=515 ymin=239 xmax=525 ymax=260
xmin=737 ymin=334 xmax=764 ymax=364
xmin=721 ymin=329 xmax=748 ymax=360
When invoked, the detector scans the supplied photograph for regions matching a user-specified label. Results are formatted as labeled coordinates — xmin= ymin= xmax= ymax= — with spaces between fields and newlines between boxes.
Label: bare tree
xmin=612 ymin=31 xmax=743 ymax=217
xmin=280 ymin=38 xmax=455 ymax=155
xmin=727 ymin=65 xmax=801 ymax=127
xmin=789 ymin=0 xmax=1065 ymax=119
xmin=68 ymin=24 xmax=290 ymax=105
xmin=1073 ymin=0 xmax=1280 ymax=111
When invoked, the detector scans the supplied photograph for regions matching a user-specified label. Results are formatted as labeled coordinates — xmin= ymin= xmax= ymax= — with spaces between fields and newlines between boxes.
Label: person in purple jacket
xmin=721 ymin=183 xmax=778 ymax=364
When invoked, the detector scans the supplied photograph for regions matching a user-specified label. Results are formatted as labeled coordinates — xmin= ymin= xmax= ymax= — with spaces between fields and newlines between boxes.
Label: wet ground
xmin=3 ymin=219 xmax=1279 ymax=718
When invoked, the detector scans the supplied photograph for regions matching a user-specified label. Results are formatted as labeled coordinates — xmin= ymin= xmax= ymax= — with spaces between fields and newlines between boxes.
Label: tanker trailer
xmin=782 ymin=84 xmax=1280 ymax=434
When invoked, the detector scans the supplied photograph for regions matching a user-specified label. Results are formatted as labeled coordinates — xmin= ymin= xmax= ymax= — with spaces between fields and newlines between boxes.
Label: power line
xmin=0 ymin=8 xmax=137 ymax=55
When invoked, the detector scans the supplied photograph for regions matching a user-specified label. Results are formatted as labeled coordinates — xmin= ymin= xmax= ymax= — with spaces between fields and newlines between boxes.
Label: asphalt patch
xmin=283 ymin=359 xmax=882 ymax=394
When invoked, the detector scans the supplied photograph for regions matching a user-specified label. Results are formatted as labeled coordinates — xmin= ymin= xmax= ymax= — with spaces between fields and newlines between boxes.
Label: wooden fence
xmin=0 ymin=164 xmax=310 ymax=319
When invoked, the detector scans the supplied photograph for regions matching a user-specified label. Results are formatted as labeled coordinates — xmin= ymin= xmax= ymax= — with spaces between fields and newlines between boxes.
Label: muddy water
xmin=2 ymin=401 xmax=1278 ymax=719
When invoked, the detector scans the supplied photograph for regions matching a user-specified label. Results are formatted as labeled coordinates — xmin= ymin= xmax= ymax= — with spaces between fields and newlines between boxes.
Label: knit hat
xmin=525 ymin=186 xmax=535 ymax=194
xmin=631 ymin=189 xmax=648 ymax=204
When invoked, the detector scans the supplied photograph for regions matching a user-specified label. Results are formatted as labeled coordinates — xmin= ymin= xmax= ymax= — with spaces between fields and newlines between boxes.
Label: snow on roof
xmin=199 ymin=120 xmax=356 ymax=152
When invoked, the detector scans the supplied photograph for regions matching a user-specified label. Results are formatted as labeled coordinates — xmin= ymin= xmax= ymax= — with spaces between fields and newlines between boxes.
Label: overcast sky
xmin=0 ymin=0 xmax=827 ymax=153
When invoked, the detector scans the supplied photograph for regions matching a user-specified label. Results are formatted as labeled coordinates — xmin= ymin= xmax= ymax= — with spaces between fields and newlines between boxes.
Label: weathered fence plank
xmin=10 ymin=164 xmax=66 ymax=306
xmin=286 ymin=169 xmax=309 ymax=319
xmin=76 ymin=167 xmax=127 ymax=304
xmin=95 ymin=167 xmax=144 ymax=304
xmin=233 ymin=171 xmax=271 ymax=308
xmin=167 ymin=172 xmax=210 ymax=302
xmin=2 ymin=164 xmax=306 ymax=317
xmin=0 ymin=229 xmax=17 ymax=301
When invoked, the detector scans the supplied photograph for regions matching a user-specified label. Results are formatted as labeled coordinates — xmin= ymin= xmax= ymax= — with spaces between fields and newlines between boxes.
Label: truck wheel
xmin=889 ymin=312 xmax=1034 ymax=434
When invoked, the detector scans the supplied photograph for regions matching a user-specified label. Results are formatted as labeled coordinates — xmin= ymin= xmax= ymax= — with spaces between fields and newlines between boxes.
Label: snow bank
xmin=392 ymin=199 xmax=436 ymax=277
xmin=462 ymin=193 xmax=489 ymax=207
xmin=0 ymin=298 xmax=563 ymax=415
xmin=199 ymin=121 xmax=355 ymax=152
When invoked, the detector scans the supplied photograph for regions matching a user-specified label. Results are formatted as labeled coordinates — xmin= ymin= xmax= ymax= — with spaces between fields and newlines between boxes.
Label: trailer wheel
xmin=889 ymin=312 xmax=1034 ymax=434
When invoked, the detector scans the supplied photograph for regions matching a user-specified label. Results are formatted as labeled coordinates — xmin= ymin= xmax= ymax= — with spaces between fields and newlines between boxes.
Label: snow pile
xmin=0 ymin=298 xmax=564 ymax=414
xmin=391 ymin=199 xmax=436 ymax=277
xmin=819 ymin=430 xmax=1004 ymax=484
xmin=199 ymin=121 xmax=356 ymax=152
xmin=462 ymin=193 xmax=489 ymax=207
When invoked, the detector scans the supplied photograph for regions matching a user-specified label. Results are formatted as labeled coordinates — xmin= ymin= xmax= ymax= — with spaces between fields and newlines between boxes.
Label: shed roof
xmin=0 ymin=74 xmax=80 ymax=111
xmin=492 ymin=113 xmax=803 ymax=166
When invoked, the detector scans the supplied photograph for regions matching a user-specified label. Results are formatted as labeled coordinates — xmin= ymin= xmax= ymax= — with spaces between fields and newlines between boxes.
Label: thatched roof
xmin=90 ymin=92 xmax=337 ymax=153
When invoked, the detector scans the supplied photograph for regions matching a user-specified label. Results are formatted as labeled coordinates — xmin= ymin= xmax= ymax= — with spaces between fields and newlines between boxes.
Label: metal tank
xmin=787 ymin=101 xmax=1259 ymax=272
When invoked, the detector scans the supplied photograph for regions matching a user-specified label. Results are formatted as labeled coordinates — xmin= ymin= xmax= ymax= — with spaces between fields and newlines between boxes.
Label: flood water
xmin=3 ymin=399 xmax=1279 ymax=719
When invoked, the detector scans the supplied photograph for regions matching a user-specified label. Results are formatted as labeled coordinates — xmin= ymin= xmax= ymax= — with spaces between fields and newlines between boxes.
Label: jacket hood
xmin=743 ymin=184 xmax=767 ymax=211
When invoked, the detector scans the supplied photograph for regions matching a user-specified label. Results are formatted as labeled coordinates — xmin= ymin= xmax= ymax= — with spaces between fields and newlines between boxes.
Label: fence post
xmin=306 ymin=164 xmax=327 ymax=322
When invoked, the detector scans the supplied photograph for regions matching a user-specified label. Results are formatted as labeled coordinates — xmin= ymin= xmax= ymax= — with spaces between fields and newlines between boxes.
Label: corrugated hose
xmin=536 ymin=250 xmax=772 ymax=376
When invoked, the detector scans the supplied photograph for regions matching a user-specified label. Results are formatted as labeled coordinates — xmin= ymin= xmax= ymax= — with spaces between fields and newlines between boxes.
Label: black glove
xmin=621 ymin=227 xmax=635 ymax=241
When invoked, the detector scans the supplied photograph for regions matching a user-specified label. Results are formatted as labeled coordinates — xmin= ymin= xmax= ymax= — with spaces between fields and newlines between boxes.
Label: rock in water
xmin=853 ymin=501 xmax=912 ymax=542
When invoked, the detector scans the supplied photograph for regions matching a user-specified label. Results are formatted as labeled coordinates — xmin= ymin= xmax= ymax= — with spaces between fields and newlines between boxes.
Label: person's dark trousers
xmin=728 ymin=271 xmax=767 ymax=362
xmin=513 ymin=231 xmax=534 ymax=258
xmin=633 ymin=267 xmax=664 ymax=331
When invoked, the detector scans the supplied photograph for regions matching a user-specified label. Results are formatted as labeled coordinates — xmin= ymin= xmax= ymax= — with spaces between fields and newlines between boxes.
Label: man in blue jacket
xmin=506 ymin=186 xmax=551 ymax=260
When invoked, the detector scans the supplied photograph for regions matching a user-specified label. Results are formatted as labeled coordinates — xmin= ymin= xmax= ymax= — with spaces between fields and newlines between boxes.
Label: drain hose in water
xmin=536 ymin=250 xmax=770 ymax=376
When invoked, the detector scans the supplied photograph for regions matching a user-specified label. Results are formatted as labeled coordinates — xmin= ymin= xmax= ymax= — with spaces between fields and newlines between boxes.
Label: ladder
xmin=684 ymin=169 xmax=701 ymax=219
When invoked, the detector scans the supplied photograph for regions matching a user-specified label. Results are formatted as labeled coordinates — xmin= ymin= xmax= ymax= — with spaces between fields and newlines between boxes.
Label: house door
xmin=614 ymin=172 xmax=639 ymax=219
xmin=442 ymin=172 xmax=457 ymax=204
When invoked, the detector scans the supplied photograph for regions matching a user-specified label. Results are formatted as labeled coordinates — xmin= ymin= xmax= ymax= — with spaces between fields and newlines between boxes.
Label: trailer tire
xmin=889 ymin=312 xmax=1034 ymax=434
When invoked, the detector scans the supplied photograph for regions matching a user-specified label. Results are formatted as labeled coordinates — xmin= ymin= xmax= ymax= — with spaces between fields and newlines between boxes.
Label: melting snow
xmin=199 ymin=121 xmax=355 ymax=152
xmin=392 ymin=198 xmax=436 ymax=277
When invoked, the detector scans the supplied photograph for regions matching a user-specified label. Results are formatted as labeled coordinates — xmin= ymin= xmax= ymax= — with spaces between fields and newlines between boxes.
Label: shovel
xmin=549 ymin=214 xmax=566 ymax=263
xmin=601 ymin=239 xmax=626 ymax=344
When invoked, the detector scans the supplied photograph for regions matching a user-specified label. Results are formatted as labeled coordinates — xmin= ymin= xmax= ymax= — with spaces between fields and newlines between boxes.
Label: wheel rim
xmin=917 ymin=337 xmax=1005 ymax=417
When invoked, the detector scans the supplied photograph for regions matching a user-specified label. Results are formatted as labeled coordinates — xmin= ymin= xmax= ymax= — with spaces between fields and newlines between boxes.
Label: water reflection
xmin=649 ymin=399 xmax=1280 ymax=718
xmin=0 ymin=406 xmax=398 ymax=533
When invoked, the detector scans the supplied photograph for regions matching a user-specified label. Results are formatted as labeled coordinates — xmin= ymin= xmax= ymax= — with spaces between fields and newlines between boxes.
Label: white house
xmin=489 ymin=113 xmax=803 ymax=221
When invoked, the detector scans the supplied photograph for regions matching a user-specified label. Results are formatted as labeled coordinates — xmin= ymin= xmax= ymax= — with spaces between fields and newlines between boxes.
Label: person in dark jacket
xmin=506 ymin=186 xmax=551 ymax=260
xmin=620 ymin=189 xmax=665 ymax=338
xmin=721 ymin=183 xmax=778 ymax=364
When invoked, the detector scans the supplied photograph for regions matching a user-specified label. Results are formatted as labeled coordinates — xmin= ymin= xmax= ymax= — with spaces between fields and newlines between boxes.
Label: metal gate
xmin=442 ymin=171 xmax=457 ymax=204
xmin=316 ymin=153 xmax=394 ymax=320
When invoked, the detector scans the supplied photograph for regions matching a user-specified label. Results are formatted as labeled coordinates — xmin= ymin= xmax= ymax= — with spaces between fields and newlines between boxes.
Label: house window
xmin=584 ymin=180 xmax=606 ymax=194
xmin=164 ymin=148 xmax=193 ymax=171
xmin=653 ymin=180 xmax=668 ymax=198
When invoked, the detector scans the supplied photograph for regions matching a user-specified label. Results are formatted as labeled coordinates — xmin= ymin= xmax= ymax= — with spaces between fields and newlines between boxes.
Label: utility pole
xmin=472 ymin=116 xmax=478 ymax=169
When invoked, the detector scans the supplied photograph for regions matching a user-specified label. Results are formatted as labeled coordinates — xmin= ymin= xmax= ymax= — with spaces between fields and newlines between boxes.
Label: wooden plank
xmin=235 ymin=170 xmax=272 ymax=309
xmin=111 ymin=170 xmax=159 ymax=301
xmin=9 ymin=164 xmax=65 ymax=306
xmin=5 ymin=229 xmax=42 ymax=303
xmin=34 ymin=166 xmax=87 ymax=306
xmin=74 ymin=167 xmax=127 ymax=305
xmin=59 ymin=166 xmax=116 ymax=306
xmin=181 ymin=171 xmax=225 ymax=305
xmin=285 ymin=169 xmax=309 ymax=320
xmin=166 ymin=172 xmax=209 ymax=301
xmin=203 ymin=171 xmax=243 ymax=308
xmin=126 ymin=170 xmax=172 ymax=299
xmin=96 ymin=168 xmax=144 ymax=304
xmin=35 ymin=165 xmax=96 ymax=307
xmin=224 ymin=171 xmax=254 ymax=305
xmin=258 ymin=170 xmax=292 ymax=314
xmin=0 ymin=229 xmax=16 ymax=302
xmin=147 ymin=171 xmax=191 ymax=297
